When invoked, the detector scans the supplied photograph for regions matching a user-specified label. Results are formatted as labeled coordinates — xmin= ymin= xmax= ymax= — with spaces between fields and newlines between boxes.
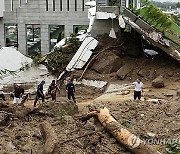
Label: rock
xmin=92 ymin=52 xmax=123 ymax=74
xmin=147 ymin=99 xmax=160 ymax=104
xmin=167 ymin=72 xmax=173 ymax=77
xmin=116 ymin=65 xmax=133 ymax=80
xmin=152 ymin=76 xmax=164 ymax=88
xmin=177 ymin=89 xmax=180 ymax=96
xmin=140 ymin=114 xmax=145 ymax=117
xmin=63 ymin=115 xmax=75 ymax=124
xmin=147 ymin=132 xmax=156 ymax=137
xmin=7 ymin=141 xmax=16 ymax=150
xmin=137 ymin=70 xmax=144 ymax=77
xmin=121 ymin=90 xmax=130 ymax=95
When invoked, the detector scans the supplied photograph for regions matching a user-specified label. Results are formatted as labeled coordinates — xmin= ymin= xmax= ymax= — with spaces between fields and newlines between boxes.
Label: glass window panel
xmin=26 ymin=24 xmax=41 ymax=55
xmin=4 ymin=23 xmax=18 ymax=48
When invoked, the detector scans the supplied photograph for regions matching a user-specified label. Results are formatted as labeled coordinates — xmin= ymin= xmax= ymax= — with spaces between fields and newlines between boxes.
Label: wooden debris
xmin=40 ymin=121 xmax=58 ymax=154
xmin=80 ymin=107 xmax=161 ymax=154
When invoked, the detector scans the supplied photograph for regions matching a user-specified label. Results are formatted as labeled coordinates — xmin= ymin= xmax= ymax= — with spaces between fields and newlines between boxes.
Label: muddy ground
xmin=0 ymin=32 xmax=180 ymax=154
xmin=0 ymin=78 xmax=179 ymax=154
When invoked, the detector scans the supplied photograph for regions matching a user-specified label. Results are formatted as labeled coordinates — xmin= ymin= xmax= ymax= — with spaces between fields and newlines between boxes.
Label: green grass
xmin=135 ymin=8 xmax=180 ymax=46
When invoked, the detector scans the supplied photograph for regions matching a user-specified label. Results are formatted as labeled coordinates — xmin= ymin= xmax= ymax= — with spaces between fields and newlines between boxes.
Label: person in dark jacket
xmin=66 ymin=78 xmax=76 ymax=103
xmin=48 ymin=80 xmax=60 ymax=101
xmin=34 ymin=80 xmax=45 ymax=107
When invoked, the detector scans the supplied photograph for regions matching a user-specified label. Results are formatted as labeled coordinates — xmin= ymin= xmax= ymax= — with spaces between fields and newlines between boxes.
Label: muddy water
xmin=74 ymin=79 xmax=108 ymax=88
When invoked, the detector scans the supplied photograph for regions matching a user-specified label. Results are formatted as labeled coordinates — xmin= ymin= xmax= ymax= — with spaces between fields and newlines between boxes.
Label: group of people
xmin=0 ymin=77 xmax=76 ymax=107
xmin=33 ymin=78 xmax=76 ymax=107
xmin=0 ymin=78 xmax=144 ymax=106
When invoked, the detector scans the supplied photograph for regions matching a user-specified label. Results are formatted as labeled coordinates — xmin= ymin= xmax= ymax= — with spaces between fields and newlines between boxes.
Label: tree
xmin=176 ymin=2 xmax=180 ymax=8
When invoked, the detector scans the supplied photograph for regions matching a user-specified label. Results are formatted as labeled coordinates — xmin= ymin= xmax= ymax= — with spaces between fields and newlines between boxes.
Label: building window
xmin=67 ymin=0 xmax=69 ymax=11
xmin=82 ymin=0 xmax=84 ymax=11
xmin=26 ymin=24 xmax=41 ymax=55
xmin=60 ymin=0 xmax=62 ymax=11
xmin=46 ymin=0 xmax=48 ymax=11
xmin=75 ymin=0 xmax=77 ymax=11
xmin=49 ymin=25 xmax=64 ymax=50
xmin=11 ymin=0 xmax=13 ymax=11
xmin=4 ymin=24 xmax=18 ymax=48
xmin=53 ymin=0 xmax=55 ymax=11
xmin=19 ymin=0 xmax=21 ymax=7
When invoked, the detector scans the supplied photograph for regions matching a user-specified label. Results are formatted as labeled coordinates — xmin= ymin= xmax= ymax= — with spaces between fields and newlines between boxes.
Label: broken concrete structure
xmin=123 ymin=8 xmax=180 ymax=63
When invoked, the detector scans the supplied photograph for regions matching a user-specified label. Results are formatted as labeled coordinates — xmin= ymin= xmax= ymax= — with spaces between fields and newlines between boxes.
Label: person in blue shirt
xmin=66 ymin=78 xmax=76 ymax=103
xmin=34 ymin=80 xmax=45 ymax=107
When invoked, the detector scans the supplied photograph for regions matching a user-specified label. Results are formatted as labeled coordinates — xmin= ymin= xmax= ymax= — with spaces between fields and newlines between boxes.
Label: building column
xmin=126 ymin=0 xmax=129 ymax=8
xmin=0 ymin=20 xmax=5 ymax=47
xmin=64 ymin=24 xmax=73 ymax=37
xmin=41 ymin=24 xmax=49 ymax=55
xmin=18 ymin=23 xmax=26 ymax=55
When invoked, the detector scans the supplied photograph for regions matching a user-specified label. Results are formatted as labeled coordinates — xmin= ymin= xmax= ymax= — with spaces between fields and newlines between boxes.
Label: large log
xmin=40 ymin=121 xmax=58 ymax=154
xmin=80 ymin=107 xmax=161 ymax=154
xmin=97 ymin=107 xmax=161 ymax=154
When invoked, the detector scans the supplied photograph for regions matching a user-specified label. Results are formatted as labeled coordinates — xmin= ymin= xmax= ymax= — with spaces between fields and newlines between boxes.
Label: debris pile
xmin=0 ymin=31 xmax=179 ymax=154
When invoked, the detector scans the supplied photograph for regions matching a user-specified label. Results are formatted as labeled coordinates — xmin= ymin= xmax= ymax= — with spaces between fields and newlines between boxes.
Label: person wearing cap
xmin=133 ymin=79 xmax=144 ymax=100
xmin=13 ymin=84 xmax=24 ymax=104
xmin=48 ymin=80 xmax=60 ymax=101
xmin=34 ymin=80 xmax=45 ymax=107
xmin=0 ymin=85 xmax=6 ymax=101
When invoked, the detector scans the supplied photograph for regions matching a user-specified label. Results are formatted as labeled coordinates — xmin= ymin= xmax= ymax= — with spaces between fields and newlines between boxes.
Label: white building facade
xmin=0 ymin=0 xmax=139 ymax=55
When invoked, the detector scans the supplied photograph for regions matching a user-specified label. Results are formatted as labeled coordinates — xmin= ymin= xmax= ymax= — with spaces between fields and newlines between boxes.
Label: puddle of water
xmin=94 ymin=83 xmax=138 ymax=102
xmin=106 ymin=83 xmax=133 ymax=93
xmin=74 ymin=79 xmax=108 ymax=88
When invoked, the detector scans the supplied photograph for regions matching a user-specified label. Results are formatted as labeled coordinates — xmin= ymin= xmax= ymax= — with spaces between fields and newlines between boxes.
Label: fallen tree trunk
xmin=40 ymin=121 xmax=58 ymax=154
xmin=80 ymin=107 xmax=161 ymax=154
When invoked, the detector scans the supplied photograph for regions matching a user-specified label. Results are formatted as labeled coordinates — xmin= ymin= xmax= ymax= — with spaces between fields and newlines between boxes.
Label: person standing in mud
xmin=133 ymin=79 xmax=144 ymax=100
xmin=0 ymin=85 xmax=6 ymax=101
xmin=66 ymin=78 xmax=76 ymax=103
xmin=34 ymin=80 xmax=45 ymax=107
xmin=48 ymin=80 xmax=60 ymax=101
xmin=13 ymin=84 xmax=24 ymax=104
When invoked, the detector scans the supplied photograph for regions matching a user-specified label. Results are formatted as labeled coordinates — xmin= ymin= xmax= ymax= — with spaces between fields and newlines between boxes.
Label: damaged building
xmin=0 ymin=0 xmax=140 ymax=55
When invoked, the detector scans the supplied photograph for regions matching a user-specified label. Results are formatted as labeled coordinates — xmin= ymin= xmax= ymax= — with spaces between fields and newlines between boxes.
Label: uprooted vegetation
xmin=41 ymin=34 xmax=81 ymax=75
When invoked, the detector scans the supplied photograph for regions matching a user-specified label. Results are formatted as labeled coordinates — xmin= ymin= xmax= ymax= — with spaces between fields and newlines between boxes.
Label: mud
xmin=0 ymin=32 xmax=179 ymax=154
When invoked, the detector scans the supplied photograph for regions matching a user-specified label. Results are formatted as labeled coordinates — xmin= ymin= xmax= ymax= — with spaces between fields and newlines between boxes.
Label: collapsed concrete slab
xmin=58 ymin=37 xmax=98 ymax=80
xmin=122 ymin=8 xmax=180 ymax=63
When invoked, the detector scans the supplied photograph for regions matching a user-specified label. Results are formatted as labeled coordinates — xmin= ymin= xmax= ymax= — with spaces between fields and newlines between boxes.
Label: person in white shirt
xmin=133 ymin=79 xmax=143 ymax=100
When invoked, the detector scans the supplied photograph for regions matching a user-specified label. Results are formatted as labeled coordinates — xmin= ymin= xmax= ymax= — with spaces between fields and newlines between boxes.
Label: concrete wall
xmin=0 ymin=0 xmax=120 ymax=55
xmin=0 ymin=0 xmax=5 ymax=17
